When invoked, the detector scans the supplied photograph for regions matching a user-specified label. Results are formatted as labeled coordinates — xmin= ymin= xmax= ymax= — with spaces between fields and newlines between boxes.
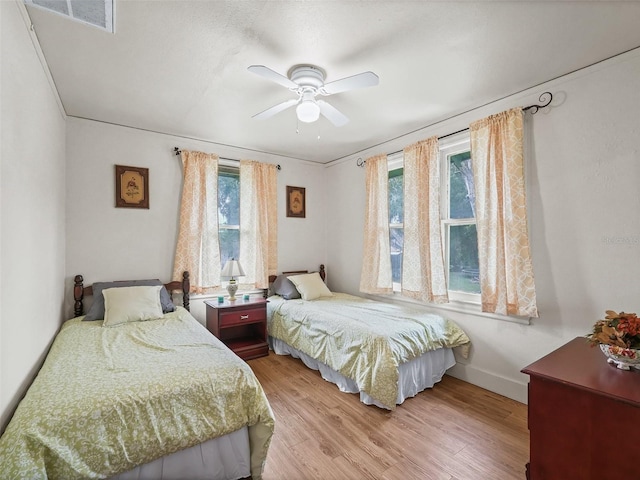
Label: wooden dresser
xmin=522 ymin=337 xmax=640 ymax=480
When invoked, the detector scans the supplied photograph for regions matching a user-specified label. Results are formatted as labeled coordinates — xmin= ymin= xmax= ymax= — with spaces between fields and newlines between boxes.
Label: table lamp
xmin=221 ymin=258 xmax=245 ymax=301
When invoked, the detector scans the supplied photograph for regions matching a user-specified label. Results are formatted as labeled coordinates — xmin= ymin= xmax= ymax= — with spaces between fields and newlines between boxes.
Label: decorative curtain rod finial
xmin=523 ymin=92 xmax=552 ymax=114
xmin=356 ymin=157 xmax=366 ymax=167
xmin=174 ymin=147 xmax=181 ymax=155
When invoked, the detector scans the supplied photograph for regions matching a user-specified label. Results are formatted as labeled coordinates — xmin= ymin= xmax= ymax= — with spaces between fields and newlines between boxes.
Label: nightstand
xmin=204 ymin=297 xmax=269 ymax=360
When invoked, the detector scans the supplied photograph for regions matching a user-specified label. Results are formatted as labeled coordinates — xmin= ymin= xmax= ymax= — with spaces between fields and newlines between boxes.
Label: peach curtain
xmin=402 ymin=137 xmax=449 ymax=303
xmin=360 ymin=154 xmax=393 ymax=294
xmin=239 ymin=160 xmax=278 ymax=289
xmin=470 ymin=108 xmax=538 ymax=317
xmin=172 ymin=150 xmax=221 ymax=294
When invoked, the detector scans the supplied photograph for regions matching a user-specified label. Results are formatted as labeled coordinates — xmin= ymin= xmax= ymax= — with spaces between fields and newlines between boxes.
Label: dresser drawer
xmin=219 ymin=307 xmax=266 ymax=327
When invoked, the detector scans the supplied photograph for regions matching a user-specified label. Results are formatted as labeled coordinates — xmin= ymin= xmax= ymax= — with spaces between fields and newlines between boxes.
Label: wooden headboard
xmin=268 ymin=264 xmax=326 ymax=284
xmin=73 ymin=271 xmax=191 ymax=317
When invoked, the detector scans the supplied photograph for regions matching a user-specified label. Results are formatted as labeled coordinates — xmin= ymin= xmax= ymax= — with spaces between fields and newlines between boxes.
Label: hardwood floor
xmin=248 ymin=352 xmax=529 ymax=480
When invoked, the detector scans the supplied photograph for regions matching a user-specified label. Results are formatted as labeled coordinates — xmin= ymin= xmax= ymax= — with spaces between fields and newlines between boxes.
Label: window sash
xmin=218 ymin=165 xmax=240 ymax=266
xmin=440 ymin=136 xmax=479 ymax=301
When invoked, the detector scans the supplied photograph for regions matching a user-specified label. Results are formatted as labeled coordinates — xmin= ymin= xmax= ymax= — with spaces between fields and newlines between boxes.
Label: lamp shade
xmin=296 ymin=100 xmax=320 ymax=123
xmin=221 ymin=259 xmax=245 ymax=279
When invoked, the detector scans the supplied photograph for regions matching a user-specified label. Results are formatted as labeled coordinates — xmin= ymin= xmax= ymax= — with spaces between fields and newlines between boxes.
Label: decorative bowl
xmin=600 ymin=344 xmax=640 ymax=370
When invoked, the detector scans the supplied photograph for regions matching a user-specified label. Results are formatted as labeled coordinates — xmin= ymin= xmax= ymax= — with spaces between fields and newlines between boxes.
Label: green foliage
xmin=218 ymin=169 xmax=239 ymax=225
xmin=218 ymin=168 xmax=240 ymax=264
xmin=449 ymin=152 xmax=474 ymax=219
xmin=388 ymin=168 xmax=403 ymax=224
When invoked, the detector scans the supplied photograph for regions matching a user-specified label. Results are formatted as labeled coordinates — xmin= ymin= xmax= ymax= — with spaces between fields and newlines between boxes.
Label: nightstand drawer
xmin=219 ymin=307 xmax=266 ymax=327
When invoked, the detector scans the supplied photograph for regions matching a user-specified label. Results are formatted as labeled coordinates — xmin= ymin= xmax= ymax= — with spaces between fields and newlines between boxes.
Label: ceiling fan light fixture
xmin=248 ymin=64 xmax=379 ymax=126
xmin=296 ymin=100 xmax=321 ymax=123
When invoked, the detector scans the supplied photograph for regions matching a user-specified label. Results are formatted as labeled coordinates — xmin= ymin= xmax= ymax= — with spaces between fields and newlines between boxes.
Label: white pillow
xmin=102 ymin=285 xmax=164 ymax=327
xmin=287 ymin=272 xmax=333 ymax=301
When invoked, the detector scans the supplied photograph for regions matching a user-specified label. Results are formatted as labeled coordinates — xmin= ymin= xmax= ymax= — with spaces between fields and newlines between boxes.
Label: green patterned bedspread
xmin=0 ymin=307 xmax=274 ymax=479
xmin=267 ymin=293 xmax=470 ymax=409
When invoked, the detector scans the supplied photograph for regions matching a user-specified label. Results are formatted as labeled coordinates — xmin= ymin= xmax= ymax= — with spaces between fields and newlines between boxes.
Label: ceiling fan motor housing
xmin=288 ymin=65 xmax=325 ymax=92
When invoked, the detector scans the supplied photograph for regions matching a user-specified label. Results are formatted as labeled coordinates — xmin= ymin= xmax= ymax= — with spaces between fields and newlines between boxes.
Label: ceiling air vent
xmin=24 ymin=0 xmax=114 ymax=33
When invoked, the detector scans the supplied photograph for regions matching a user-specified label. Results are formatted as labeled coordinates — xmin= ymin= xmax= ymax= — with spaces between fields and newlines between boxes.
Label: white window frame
xmin=439 ymin=134 xmax=480 ymax=304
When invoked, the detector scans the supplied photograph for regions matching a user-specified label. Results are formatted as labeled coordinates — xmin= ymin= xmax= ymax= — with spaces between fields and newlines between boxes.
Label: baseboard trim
xmin=446 ymin=363 xmax=528 ymax=404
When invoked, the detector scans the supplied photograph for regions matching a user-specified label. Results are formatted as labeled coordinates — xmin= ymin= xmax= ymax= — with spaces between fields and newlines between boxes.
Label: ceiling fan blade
xmin=248 ymin=65 xmax=298 ymax=89
xmin=318 ymin=100 xmax=349 ymax=127
xmin=252 ymin=99 xmax=298 ymax=120
xmin=321 ymin=71 xmax=379 ymax=95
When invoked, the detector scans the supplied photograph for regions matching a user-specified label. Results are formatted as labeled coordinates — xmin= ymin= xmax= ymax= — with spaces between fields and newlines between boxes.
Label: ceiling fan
xmin=247 ymin=64 xmax=379 ymax=127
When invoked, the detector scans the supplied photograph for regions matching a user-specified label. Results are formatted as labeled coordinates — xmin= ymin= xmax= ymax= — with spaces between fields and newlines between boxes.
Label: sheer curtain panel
xmin=360 ymin=154 xmax=393 ymax=294
xmin=402 ymin=137 xmax=449 ymax=303
xmin=173 ymin=150 xmax=221 ymax=294
xmin=470 ymin=108 xmax=539 ymax=317
xmin=239 ymin=160 xmax=278 ymax=289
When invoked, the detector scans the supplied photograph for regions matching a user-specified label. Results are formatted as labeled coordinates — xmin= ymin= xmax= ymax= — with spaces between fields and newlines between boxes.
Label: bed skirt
xmin=111 ymin=427 xmax=251 ymax=480
xmin=269 ymin=336 xmax=455 ymax=409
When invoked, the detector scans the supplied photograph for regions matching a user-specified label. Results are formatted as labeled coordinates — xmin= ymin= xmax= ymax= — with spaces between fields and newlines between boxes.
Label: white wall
xmin=65 ymin=118 xmax=327 ymax=323
xmin=1 ymin=1 xmax=66 ymax=430
xmin=325 ymin=48 xmax=640 ymax=403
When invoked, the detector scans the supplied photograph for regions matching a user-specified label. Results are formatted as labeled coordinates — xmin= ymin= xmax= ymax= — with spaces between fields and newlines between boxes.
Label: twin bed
xmin=1 ymin=265 xmax=470 ymax=478
xmin=0 ymin=273 xmax=274 ymax=480
xmin=266 ymin=266 xmax=471 ymax=410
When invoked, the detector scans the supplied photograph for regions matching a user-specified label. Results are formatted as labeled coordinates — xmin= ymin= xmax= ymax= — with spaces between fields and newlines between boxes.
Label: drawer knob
xmin=240 ymin=315 xmax=249 ymax=320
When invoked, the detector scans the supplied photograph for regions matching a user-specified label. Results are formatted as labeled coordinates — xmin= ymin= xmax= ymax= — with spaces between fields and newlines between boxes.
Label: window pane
xmin=32 ymin=0 xmax=69 ymax=15
xmin=449 ymin=151 xmax=475 ymax=219
xmin=218 ymin=170 xmax=239 ymax=225
xmin=70 ymin=0 xmax=106 ymax=27
xmin=390 ymin=227 xmax=403 ymax=283
xmin=388 ymin=169 xmax=403 ymax=224
xmin=219 ymin=229 xmax=239 ymax=266
xmin=448 ymin=224 xmax=480 ymax=294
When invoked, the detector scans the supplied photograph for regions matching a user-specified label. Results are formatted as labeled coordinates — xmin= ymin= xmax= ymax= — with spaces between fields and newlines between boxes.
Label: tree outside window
xmin=218 ymin=166 xmax=240 ymax=265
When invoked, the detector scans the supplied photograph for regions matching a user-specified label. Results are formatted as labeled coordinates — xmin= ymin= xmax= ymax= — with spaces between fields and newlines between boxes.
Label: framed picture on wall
xmin=115 ymin=165 xmax=149 ymax=209
xmin=286 ymin=185 xmax=305 ymax=218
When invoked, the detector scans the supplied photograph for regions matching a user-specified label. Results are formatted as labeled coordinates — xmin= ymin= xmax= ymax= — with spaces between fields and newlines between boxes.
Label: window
xmin=441 ymin=137 xmax=480 ymax=301
xmin=388 ymin=154 xmax=404 ymax=285
xmin=24 ymin=0 xmax=115 ymax=33
xmin=387 ymin=135 xmax=480 ymax=302
xmin=218 ymin=165 xmax=239 ymax=266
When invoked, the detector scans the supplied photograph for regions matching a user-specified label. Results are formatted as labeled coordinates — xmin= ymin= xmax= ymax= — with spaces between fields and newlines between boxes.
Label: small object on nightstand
xmin=204 ymin=297 xmax=269 ymax=361
xmin=243 ymin=294 xmax=250 ymax=301
xmin=221 ymin=258 xmax=245 ymax=301
xmin=217 ymin=295 xmax=224 ymax=304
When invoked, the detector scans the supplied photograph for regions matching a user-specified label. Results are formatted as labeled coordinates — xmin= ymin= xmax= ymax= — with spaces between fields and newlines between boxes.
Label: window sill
xmin=367 ymin=293 xmax=531 ymax=325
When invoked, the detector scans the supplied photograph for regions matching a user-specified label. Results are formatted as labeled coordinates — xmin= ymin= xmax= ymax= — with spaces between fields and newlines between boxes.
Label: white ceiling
xmin=25 ymin=1 xmax=640 ymax=164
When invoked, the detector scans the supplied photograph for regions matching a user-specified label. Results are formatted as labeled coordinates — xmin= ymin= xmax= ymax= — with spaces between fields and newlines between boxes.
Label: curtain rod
xmin=172 ymin=147 xmax=282 ymax=170
xmin=356 ymin=92 xmax=553 ymax=167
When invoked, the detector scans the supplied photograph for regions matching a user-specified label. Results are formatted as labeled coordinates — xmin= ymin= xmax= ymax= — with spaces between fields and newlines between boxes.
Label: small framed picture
xmin=115 ymin=165 xmax=149 ymax=209
xmin=286 ymin=186 xmax=305 ymax=218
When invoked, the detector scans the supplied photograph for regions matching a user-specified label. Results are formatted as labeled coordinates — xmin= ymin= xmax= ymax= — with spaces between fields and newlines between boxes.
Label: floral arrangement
xmin=587 ymin=311 xmax=640 ymax=358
